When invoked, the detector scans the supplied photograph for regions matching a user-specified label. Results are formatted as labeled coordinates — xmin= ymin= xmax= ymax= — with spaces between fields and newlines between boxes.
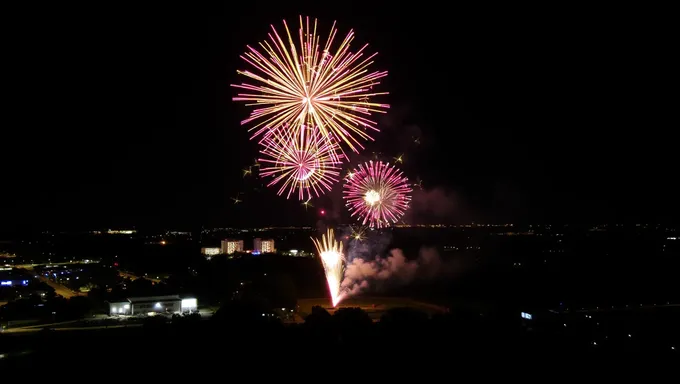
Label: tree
xmin=68 ymin=296 xmax=92 ymax=318
xmin=304 ymin=305 xmax=331 ymax=325
xmin=380 ymin=307 xmax=428 ymax=328
xmin=127 ymin=277 xmax=154 ymax=295
xmin=262 ymin=273 xmax=297 ymax=309
xmin=332 ymin=307 xmax=372 ymax=330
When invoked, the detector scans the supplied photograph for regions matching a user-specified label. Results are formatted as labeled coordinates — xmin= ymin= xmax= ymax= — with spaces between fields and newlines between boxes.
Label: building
xmin=201 ymin=247 xmax=221 ymax=256
xmin=108 ymin=300 xmax=131 ymax=315
xmin=0 ymin=269 xmax=31 ymax=287
xmin=261 ymin=239 xmax=275 ymax=253
xmin=253 ymin=238 xmax=275 ymax=253
xmin=221 ymin=239 xmax=243 ymax=255
xmin=107 ymin=229 xmax=136 ymax=235
xmin=107 ymin=295 xmax=198 ymax=316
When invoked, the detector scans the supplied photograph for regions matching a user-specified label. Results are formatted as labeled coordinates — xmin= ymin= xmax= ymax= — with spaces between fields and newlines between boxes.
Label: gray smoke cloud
xmin=340 ymin=246 xmax=445 ymax=297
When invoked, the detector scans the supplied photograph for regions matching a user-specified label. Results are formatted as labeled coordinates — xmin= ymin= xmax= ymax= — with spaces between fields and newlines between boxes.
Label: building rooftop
xmin=127 ymin=295 xmax=180 ymax=303
xmin=105 ymin=300 xmax=130 ymax=304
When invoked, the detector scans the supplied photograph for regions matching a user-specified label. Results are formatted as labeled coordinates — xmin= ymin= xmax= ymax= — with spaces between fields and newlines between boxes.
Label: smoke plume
xmin=340 ymin=246 xmax=446 ymax=297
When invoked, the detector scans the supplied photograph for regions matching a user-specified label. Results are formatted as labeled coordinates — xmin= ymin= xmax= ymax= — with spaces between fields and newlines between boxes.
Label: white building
xmin=201 ymin=247 xmax=221 ymax=256
xmin=261 ymin=239 xmax=275 ymax=253
xmin=221 ymin=239 xmax=243 ymax=255
xmin=108 ymin=295 xmax=198 ymax=316
xmin=253 ymin=238 xmax=275 ymax=253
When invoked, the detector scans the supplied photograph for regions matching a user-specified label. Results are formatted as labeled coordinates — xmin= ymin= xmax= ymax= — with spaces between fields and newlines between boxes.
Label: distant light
xmin=181 ymin=298 xmax=197 ymax=310
xmin=155 ymin=302 xmax=162 ymax=309
xmin=320 ymin=210 xmax=325 ymax=215
xmin=160 ymin=240 xmax=166 ymax=245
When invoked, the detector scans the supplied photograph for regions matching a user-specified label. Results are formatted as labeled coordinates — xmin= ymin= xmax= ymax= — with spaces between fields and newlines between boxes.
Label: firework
xmin=232 ymin=16 xmax=389 ymax=154
xmin=258 ymin=125 xmax=342 ymax=200
xmin=311 ymin=228 xmax=345 ymax=307
xmin=343 ymin=161 xmax=412 ymax=228
xmin=350 ymin=225 xmax=367 ymax=242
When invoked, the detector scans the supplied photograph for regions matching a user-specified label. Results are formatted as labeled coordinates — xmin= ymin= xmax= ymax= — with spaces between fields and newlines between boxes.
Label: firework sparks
xmin=350 ymin=225 xmax=367 ymax=241
xmin=311 ymin=228 xmax=345 ymax=307
xmin=301 ymin=198 xmax=314 ymax=210
xmin=343 ymin=161 xmax=412 ymax=228
xmin=258 ymin=125 xmax=342 ymax=200
xmin=232 ymin=16 xmax=389 ymax=154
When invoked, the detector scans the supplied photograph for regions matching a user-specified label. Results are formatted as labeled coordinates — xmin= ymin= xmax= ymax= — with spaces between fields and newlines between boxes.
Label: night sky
xmin=3 ymin=3 xmax=677 ymax=232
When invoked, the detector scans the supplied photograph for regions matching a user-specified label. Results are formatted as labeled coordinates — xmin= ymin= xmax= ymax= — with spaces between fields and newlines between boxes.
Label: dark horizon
xmin=3 ymin=2 xmax=677 ymax=233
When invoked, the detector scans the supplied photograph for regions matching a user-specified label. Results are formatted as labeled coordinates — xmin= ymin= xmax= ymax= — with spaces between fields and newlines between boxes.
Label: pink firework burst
xmin=259 ymin=126 xmax=342 ymax=200
xmin=231 ymin=16 xmax=389 ymax=155
xmin=343 ymin=161 xmax=412 ymax=228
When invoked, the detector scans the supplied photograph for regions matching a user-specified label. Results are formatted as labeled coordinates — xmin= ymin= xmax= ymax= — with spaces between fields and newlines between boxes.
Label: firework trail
xmin=232 ymin=15 xmax=389 ymax=155
xmin=311 ymin=228 xmax=345 ymax=307
xmin=259 ymin=125 xmax=342 ymax=200
xmin=343 ymin=161 xmax=412 ymax=228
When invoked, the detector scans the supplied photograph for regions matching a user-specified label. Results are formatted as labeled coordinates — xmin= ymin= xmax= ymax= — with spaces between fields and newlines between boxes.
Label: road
xmin=15 ymin=260 xmax=100 ymax=270
xmin=3 ymin=311 xmax=214 ymax=333
xmin=119 ymin=271 xmax=161 ymax=283
xmin=2 ymin=319 xmax=82 ymax=333
xmin=3 ymin=322 xmax=144 ymax=333
xmin=38 ymin=276 xmax=84 ymax=298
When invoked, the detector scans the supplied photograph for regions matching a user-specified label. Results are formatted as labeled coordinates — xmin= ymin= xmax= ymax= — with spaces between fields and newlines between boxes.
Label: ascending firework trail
xmin=311 ymin=228 xmax=345 ymax=307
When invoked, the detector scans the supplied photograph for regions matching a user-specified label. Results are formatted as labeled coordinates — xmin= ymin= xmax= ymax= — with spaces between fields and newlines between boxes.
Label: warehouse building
xmin=108 ymin=295 xmax=197 ymax=316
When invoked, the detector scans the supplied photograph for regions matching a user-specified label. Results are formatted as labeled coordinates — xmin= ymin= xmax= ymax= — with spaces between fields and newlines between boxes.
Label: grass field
xmin=297 ymin=297 xmax=449 ymax=321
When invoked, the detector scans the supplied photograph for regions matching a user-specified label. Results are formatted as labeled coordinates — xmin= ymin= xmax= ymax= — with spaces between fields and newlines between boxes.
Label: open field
xmin=297 ymin=297 xmax=449 ymax=321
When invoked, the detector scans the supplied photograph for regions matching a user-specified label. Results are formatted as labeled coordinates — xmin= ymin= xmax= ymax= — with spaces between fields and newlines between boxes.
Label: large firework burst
xmin=232 ymin=16 xmax=389 ymax=154
xmin=343 ymin=161 xmax=412 ymax=228
xmin=258 ymin=125 xmax=342 ymax=200
xmin=311 ymin=228 xmax=345 ymax=307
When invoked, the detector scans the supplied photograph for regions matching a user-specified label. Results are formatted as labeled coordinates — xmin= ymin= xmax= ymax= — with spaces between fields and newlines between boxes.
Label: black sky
xmin=2 ymin=2 xmax=677 ymax=232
